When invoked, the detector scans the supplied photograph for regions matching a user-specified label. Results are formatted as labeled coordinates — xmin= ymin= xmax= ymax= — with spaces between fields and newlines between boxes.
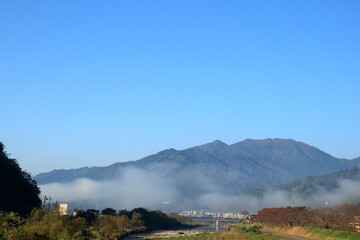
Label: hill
xmin=35 ymin=139 xmax=359 ymax=196
xmin=274 ymin=167 xmax=360 ymax=197
xmin=245 ymin=167 xmax=360 ymax=198
xmin=0 ymin=142 xmax=41 ymax=215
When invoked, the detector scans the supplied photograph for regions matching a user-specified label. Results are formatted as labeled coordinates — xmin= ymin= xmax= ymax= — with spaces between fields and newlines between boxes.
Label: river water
xmin=122 ymin=218 xmax=241 ymax=239
xmin=191 ymin=218 xmax=241 ymax=232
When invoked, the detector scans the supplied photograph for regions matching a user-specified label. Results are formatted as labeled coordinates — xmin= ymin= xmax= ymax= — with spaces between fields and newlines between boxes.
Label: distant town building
xmin=59 ymin=203 xmax=68 ymax=215
xmin=180 ymin=209 xmax=253 ymax=220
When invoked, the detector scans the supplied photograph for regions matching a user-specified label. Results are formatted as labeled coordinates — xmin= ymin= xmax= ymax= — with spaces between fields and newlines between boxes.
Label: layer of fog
xmin=40 ymin=167 xmax=360 ymax=212
xmin=196 ymin=179 xmax=360 ymax=211
xmin=40 ymin=168 xmax=179 ymax=211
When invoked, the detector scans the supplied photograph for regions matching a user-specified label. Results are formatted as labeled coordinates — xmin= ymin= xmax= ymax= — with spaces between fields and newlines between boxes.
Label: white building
xmin=59 ymin=203 xmax=68 ymax=215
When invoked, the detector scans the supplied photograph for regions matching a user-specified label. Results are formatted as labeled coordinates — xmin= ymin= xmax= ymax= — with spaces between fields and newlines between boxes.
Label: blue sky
xmin=1 ymin=0 xmax=359 ymax=175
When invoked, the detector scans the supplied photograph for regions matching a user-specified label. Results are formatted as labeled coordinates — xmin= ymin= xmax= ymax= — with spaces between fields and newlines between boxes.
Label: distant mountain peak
xmin=241 ymin=138 xmax=297 ymax=143
xmin=149 ymin=148 xmax=180 ymax=157
xmin=195 ymin=140 xmax=228 ymax=150
xmin=163 ymin=148 xmax=178 ymax=152
xmin=207 ymin=140 xmax=228 ymax=146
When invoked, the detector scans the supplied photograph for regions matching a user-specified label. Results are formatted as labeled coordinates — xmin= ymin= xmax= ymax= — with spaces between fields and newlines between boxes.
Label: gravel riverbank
xmin=121 ymin=229 xmax=206 ymax=239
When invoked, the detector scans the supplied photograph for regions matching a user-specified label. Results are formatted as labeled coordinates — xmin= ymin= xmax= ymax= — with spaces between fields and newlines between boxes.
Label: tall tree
xmin=101 ymin=207 xmax=117 ymax=216
xmin=0 ymin=142 xmax=41 ymax=215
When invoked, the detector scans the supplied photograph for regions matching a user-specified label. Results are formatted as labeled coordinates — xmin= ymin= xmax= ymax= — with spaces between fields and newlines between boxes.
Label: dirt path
xmin=262 ymin=229 xmax=310 ymax=240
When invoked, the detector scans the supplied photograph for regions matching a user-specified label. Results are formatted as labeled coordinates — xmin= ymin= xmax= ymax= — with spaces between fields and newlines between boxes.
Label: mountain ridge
xmin=35 ymin=138 xmax=359 ymax=195
xmin=277 ymin=167 xmax=360 ymax=196
xmin=245 ymin=167 xmax=360 ymax=198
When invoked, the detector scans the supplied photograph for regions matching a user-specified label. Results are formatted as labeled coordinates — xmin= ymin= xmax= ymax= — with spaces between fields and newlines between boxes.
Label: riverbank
xmin=121 ymin=229 xmax=205 ymax=239
xmin=122 ymin=224 xmax=284 ymax=240
xmin=121 ymin=218 xmax=241 ymax=239
xmin=261 ymin=225 xmax=360 ymax=240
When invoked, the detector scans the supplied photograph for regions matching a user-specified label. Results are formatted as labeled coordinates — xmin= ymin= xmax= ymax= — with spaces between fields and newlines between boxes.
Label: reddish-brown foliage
xmin=255 ymin=204 xmax=360 ymax=233
xmin=256 ymin=207 xmax=303 ymax=226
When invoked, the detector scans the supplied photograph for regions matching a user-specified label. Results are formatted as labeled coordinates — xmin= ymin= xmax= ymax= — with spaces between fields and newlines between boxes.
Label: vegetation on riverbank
xmin=0 ymin=208 xmax=194 ymax=240
xmin=256 ymin=204 xmax=360 ymax=233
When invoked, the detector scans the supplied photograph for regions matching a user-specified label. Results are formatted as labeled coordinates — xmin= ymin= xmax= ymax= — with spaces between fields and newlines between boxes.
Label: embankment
xmin=262 ymin=225 xmax=360 ymax=240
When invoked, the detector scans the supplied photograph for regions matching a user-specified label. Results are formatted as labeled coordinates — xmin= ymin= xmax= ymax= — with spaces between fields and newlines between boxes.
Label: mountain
xmin=35 ymin=138 xmax=359 ymax=195
xmin=274 ymin=167 xmax=360 ymax=197
xmin=351 ymin=157 xmax=360 ymax=165
xmin=245 ymin=167 xmax=360 ymax=198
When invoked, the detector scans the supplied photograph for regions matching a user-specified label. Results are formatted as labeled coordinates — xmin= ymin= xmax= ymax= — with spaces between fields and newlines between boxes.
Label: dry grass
xmin=221 ymin=231 xmax=249 ymax=239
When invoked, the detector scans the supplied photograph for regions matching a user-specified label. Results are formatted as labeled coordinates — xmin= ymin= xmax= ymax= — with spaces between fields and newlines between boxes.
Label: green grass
xmin=309 ymin=228 xmax=360 ymax=240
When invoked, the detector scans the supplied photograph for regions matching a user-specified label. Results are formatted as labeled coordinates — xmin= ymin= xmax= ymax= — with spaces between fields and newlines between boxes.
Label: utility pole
xmin=325 ymin=201 xmax=328 ymax=228
xmin=43 ymin=196 xmax=48 ymax=209
xmin=48 ymin=197 xmax=52 ymax=210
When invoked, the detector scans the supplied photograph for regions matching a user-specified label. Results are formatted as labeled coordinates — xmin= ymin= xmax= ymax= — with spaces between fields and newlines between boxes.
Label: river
xmin=191 ymin=217 xmax=242 ymax=232
xmin=122 ymin=218 xmax=241 ymax=239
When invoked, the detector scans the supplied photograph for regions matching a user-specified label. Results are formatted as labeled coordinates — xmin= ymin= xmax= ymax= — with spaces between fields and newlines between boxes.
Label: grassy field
xmin=309 ymin=228 xmax=360 ymax=240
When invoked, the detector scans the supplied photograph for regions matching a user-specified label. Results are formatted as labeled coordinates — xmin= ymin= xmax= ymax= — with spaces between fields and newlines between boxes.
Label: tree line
xmin=0 ymin=207 xmax=192 ymax=240
xmin=255 ymin=204 xmax=360 ymax=233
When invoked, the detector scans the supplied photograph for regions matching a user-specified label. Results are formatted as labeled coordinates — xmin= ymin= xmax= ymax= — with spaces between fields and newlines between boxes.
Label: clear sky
xmin=1 ymin=0 xmax=359 ymax=175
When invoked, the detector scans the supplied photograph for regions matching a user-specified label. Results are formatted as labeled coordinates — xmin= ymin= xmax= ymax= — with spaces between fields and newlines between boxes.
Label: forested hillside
xmin=274 ymin=167 xmax=360 ymax=197
xmin=35 ymin=139 xmax=359 ymax=196
xmin=0 ymin=143 xmax=41 ymax=215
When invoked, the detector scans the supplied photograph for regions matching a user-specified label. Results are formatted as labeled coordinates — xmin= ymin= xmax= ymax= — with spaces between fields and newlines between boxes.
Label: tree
xmin=0 ymin=143 xmax=41 ymax=216
xmin=101 ymin=208 xmax=117 ymax=216
xmin=75 ymin=209 xmax=97 ymax=225
xmin=130 ymin=212 xmax=144 ymax=228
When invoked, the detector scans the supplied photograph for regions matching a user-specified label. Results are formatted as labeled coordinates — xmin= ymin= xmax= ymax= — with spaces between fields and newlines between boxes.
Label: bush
xmin=0 ymin=211 xmax=24 ymax=239
xmin=4 ymin=209 xmax=90 ymax=240
xmin=239 ymin=225 xmax=263 ymax=234
xmin=93 ymin=214 xmax=133 ymax=240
